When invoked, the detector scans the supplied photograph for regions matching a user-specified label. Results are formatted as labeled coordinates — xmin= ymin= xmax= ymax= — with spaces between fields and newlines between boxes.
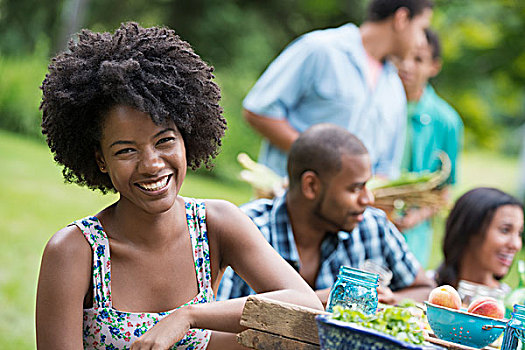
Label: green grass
xmin=0 ymin=129 xmax=522 ymax=348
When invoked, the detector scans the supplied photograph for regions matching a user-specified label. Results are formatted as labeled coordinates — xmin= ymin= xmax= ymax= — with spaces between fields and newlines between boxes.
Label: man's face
xmin=394 ymin=8 xmax=433 ymax=60
xmin=396 ymin=41 xmax=440 ymax=97
xmin=313 ymin=153 xmax=374 ymax=233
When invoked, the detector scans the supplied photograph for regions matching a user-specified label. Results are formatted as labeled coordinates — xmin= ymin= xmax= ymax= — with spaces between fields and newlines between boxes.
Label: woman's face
xmin=475 ymin=205 xmax=524 ymax=278
xmin=96 ymin=105 xmax=187 ymax=214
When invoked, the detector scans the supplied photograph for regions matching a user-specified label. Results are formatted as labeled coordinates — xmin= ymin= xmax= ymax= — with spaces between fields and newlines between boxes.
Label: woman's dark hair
xmin=41 ymin=22 xmax=227 ymax=193
xmin=366 ymin=0 xmax=434 ymax=22
xmin=435 ymin=187 xmax=523 ymax=288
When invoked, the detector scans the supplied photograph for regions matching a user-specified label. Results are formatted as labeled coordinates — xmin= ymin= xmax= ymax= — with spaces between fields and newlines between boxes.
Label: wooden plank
xmin=240 ymin=295 xmax=329 ymax=345
xmin=424 ymin=334 xmax=489 ymax=350
xmin=238 ymin=329 xmax=320 ymax=350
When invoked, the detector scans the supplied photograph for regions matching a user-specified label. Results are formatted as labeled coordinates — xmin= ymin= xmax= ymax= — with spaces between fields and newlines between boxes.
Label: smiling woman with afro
xmin=36 ymin=22 xmax=322 ymax=350
xmin=41 ymin=22 xmax=227 ymax=193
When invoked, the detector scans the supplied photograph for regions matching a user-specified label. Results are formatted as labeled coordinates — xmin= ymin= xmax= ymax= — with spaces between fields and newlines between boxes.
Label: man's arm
xmin=394 ymin=187 xmax=450 ymax=232
xmin=243 ymin=108 xmax=299 ymax=152
xmin=378 ymin=267 xmax=435 ymax=305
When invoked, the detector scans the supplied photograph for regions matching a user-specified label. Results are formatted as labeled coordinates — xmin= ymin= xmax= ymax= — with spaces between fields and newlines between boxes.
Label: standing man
xmin=394 ymin=28 xmax=463 ymax=268
xmin=218 ymin=124 xmax=435 ymax=306
xmin=242 ymin=0 xmax=433 ymax=178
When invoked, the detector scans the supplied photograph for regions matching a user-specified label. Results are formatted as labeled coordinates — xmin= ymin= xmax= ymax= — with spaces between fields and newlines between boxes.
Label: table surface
xmin=239 ymin=296 xmax=500 ymax=350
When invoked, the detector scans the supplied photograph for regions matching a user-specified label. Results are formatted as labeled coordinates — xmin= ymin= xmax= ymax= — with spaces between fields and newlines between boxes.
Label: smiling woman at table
xmin=435 ymin=187 xmax=524 ymax=291
xmin=35 ymin=22 xmax=322 ymax=350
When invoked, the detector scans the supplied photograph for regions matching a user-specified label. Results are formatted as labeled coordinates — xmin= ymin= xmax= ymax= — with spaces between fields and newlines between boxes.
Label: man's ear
xmin=392 ymin=7 xmax=410 ymax=32
xmin=301 ymin=170 xmax=321 ymax=200
xmin=95 ymin=150 xmax=108 ymax=173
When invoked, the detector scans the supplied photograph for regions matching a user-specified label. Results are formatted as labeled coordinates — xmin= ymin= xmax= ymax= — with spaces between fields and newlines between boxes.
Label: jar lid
xmin=512 ymin=304 xmax=525 ymax=318
xmin=338 ymin=265 xmax=379 ymax=285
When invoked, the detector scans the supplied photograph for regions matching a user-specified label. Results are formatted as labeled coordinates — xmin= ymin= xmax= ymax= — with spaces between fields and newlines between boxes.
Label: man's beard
xmin=312 ymin=189 xmax=361 ymax=233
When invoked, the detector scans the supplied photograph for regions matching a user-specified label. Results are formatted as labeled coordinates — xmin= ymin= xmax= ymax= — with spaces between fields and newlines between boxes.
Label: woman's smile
xmin=135 ymin=174 xmax=172 ymax=193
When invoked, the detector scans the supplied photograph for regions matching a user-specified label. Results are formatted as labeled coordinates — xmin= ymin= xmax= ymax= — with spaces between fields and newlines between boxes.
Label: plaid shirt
xmin=216 ymin=193 xmax=420 ymax=301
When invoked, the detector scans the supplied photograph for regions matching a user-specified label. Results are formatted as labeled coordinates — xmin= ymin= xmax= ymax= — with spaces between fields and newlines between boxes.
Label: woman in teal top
xmin=395 ymin=28 xmax=464 ymax=268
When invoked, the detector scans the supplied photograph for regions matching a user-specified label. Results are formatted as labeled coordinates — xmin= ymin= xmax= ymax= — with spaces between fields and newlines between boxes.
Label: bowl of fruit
xmin=425 ymin=285 xmax=508 ymax=349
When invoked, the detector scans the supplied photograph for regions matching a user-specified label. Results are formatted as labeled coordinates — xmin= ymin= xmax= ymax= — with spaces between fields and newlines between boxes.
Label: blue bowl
xmin=315 ymin=314 xmax=440 ymax=350
xmin=424 ymin=301 xmax=508 ymax=348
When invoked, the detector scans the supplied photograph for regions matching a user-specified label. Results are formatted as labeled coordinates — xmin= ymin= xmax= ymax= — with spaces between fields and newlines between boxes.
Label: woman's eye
xmin=157 ymin=137 xmax=175 ymax=145
xmin=500 ymin=226 xmax=511 ymax=234
xmin=115 ymin=148 xmax=135 ymax=155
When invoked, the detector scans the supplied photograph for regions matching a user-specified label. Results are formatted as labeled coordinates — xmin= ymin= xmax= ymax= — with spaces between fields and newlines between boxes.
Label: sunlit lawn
xmin=0 ymin=129 xmax=522 ymax=349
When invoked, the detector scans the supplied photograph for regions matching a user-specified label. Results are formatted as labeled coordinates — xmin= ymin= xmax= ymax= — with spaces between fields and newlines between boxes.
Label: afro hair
xmin=41 ymin=22 xmax=227 ymax=193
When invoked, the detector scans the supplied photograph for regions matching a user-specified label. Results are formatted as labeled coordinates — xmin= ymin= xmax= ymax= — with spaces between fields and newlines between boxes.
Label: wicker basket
xmin=372 ymin=152 xmax=451 ymax=215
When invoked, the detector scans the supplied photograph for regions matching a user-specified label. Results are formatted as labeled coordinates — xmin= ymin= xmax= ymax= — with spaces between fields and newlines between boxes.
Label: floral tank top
xmin=73 ymin=198 xmax=213 ymax=349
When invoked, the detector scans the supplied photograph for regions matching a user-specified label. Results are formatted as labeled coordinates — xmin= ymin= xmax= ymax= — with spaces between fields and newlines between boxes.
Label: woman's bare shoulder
xmin=204 ymin=199 xmax=240 ymax=216
xmin=37 ymin=224 xmax=93 ymax=304
xmin=42 ymin=224 xmax=92 ymax=264
xmin=203 ymin=199 xmax=251 ymax=230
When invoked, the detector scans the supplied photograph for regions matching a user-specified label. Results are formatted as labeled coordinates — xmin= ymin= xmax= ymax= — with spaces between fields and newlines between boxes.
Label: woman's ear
xmin=95 ymin=150 xmax=108 ymax=173
xmin=301 ymin=170 xmax=321 ymax=200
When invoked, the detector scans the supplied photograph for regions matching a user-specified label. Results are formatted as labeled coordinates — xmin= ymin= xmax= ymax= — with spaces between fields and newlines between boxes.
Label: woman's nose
xmin=138 ymin=148 xmax=164 ymax=174
xmin=510 ymin=232 xmax=523 ymax=251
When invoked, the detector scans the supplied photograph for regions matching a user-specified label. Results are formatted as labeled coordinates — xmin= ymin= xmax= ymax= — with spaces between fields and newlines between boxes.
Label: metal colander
xmin=424 ymin=301 xmax=507 ymax=348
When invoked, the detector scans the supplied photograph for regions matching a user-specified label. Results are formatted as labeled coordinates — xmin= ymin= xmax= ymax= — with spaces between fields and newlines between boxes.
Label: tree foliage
xmin=0 ymin=0 xmax=524 ymax=172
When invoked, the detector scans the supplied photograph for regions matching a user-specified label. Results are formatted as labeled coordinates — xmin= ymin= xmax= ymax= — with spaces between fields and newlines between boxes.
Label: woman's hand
xmin=131 ymin=307 xmax=193 ymax=350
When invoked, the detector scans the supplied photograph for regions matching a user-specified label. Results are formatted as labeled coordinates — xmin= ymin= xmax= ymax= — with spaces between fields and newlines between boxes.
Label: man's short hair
xmin=287 ymin=124 xmax=368 ymax=189
xmin=425 ymin=28 xmax=441 ymax=60
xmin=366 ymin=0 xmax=434 ymax=22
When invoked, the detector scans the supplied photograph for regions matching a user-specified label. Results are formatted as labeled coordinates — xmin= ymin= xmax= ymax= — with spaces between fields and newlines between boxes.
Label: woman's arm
xmin=36 ymin=226 xmax=92 ymax=350
xmin=211 ymin=200 xmax=322 ymax=311
xmin=131 ymin=200 xmax=322 ymax=349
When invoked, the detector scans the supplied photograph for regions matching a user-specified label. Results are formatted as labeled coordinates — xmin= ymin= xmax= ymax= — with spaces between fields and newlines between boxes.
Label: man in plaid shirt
xmin=217 ymin=124 xmax=435 ymax=306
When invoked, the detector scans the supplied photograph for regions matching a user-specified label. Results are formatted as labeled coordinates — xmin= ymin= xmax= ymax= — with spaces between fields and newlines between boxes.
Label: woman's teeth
xmin=138 ymin=176 xmax=169 ymax=191
xmin=497 ymin=253 xmax=514 ymax=266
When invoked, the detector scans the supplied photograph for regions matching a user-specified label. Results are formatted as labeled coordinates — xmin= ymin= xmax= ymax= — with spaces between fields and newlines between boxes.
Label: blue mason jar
xmin=326 ymin=265 xmax=379 ymax=315
xmin=501 ymin=304 xmax=525 ymax=350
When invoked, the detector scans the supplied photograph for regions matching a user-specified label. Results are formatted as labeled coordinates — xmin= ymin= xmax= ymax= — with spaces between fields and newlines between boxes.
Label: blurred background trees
xmin=0 ymin=2 xmax=524 ymax=348
xmin=1 ymin=0 xmax=524 ymax=178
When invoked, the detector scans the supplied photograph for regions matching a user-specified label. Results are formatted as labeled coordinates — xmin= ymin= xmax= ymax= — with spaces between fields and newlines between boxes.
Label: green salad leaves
xmin=332 ymin=305 xmax=425 ymax=345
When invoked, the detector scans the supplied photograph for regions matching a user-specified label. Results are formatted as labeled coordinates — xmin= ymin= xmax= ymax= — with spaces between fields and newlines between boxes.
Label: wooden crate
xmin=237 ymin=295 xmax=329 ymax=349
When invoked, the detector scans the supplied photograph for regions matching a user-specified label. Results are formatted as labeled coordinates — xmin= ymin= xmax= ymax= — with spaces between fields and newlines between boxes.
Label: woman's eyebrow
xmin=153 ymin=128 xmax=175 ymax=138
xmin=109 ymin=128 xmax=175 ymax=148
xmin=110 ymin=140 xmax=134 ymax=148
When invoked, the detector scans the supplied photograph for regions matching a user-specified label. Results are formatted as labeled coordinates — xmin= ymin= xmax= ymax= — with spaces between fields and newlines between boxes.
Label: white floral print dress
xmin=73 ymin=198 xmax=213 ymax=349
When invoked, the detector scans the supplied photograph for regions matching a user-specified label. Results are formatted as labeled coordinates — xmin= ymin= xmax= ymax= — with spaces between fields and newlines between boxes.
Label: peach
xmin=428 ymin=285 xmax=462 ymax=310
xmin=467 ymin=297 xmax=505 ymax=319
